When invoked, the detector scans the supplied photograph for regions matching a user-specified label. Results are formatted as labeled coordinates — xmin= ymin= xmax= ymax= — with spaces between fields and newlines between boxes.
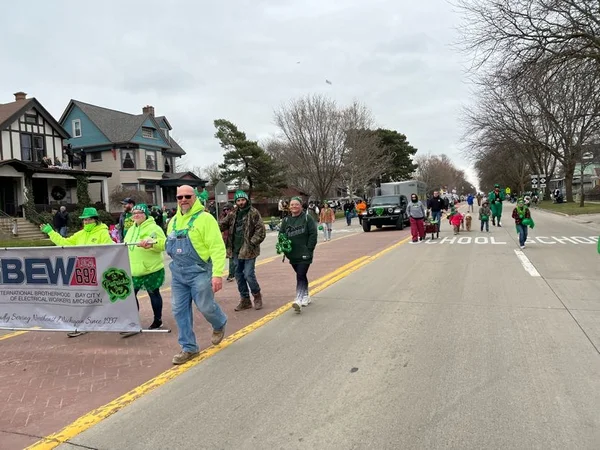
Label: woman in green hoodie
xmin=40 ymin=207 xmax=114 ymax=337
xmin=123 ymin=203 xmax=166 ymax=330
xmin=278 ymin=197 xmax=318 ymax=313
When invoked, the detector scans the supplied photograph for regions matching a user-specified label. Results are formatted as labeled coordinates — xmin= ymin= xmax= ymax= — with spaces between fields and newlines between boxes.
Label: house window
xmin=33 ymin=135 xmax=45 ymax=162
xmin=90 ymin=152 xmax=102 ymax=162
xmin=20 ymin=134 xmax=32 ymax=161
xmin=121 ymin=149 xmax=136 ymax=169
xmin=122 ymin=183 xmax=138 ymax=191
xmin=20 ymin=134 xmax=44 ymax=162
xmin=164 ymin=156 xmax=173 ymax=173
xmin=142 ymin=127 xmax=154 ymax=139
xmin=161 ymin=128 xmax=169 ymax=140
xmin=145 ymin=185 xmax=157 ymax=205
xmin=145 ymin=150 xmax=157 ymax=170
xmin=25 ymin=114 xmax=37 ymax=124
xmin=72 ymin=119 xmax=82 ymax=138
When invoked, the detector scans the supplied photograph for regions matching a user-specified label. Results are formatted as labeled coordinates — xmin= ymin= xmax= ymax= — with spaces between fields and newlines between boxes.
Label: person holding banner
xmin=40 ymin=207 xmax=114 ymax=337
xmin=160 ymin=185 xmax=227 ymax=365
xmin=123 ymin=203 xmax=166 ymax=332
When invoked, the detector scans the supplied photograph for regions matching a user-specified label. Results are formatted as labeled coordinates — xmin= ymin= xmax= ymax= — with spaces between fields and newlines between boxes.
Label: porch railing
xmin=0 ymin=209 xmax=16 ymax=238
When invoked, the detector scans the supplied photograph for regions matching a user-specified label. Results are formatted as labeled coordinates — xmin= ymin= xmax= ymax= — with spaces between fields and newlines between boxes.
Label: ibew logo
xmin=0 ymin=256 xmax=98 ymax=286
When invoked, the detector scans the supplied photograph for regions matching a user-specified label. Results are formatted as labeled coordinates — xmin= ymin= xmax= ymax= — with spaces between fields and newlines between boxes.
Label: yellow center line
xmin=25 ymin=236 xmax=410 ymax=450
xmin=0 ymin=330 xmax=29 ymax=341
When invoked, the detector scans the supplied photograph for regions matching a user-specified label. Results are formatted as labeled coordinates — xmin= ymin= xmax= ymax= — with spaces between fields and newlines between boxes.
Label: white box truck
xmin=379 ymin=181 xmax=427 ymax=199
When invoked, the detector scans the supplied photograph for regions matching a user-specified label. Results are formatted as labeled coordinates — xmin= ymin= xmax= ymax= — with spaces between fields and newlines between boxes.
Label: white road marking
xmin=514 ymin=249 xmax=541 ymax=277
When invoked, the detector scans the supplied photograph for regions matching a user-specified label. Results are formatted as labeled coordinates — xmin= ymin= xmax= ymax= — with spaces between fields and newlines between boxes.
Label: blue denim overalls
xmin=166 ymin=211 xmax=227 ymax=353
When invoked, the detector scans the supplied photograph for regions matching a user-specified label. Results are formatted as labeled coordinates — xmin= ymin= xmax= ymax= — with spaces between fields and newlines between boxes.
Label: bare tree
xmin=274 ymin=94 xmax=370 ymax=201
xmin=457 ymin=0 xmax=600 ymax=71
xmin=414 ymin=153 xmax=471 ymax=194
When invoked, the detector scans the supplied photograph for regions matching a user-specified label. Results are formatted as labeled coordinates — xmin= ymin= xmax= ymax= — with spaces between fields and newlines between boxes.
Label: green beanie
xmin=132 ymin=203 xmax=150 ymax=217
xmin=234 ymin=190 xmax=249 ymax=201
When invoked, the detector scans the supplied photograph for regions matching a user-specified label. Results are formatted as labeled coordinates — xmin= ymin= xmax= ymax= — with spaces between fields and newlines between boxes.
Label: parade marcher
xmin=53 ymin=205 xmax=69 ymax=237
xmin=343 ymin=200 xmax=354 ymax=226
xmin=318 ymin=202 xmax=335 ymax=241
xmin=219 ymin=190 xmax=266 ymax=311
xmin=426 ymin=191 xmax=446 ymax=231
xmin=488 ymin=184 xmax=505 ymax=227
xmin=479 ymin=200 xmax=491 ymax=232
xmin=467 ymin=193 xmax=474 ymax=212
xmin=219 ymin=203 xmax=236 ymax=282
xmin=165 ymin=185 xmax=227 ymax=365
xmin=476 ymin=192 xmax=482 ymax=207
xmin=40 ymin=207 xmax=114 ymax=338
xmin=512 ymin=198 xmax=534 ymax=249
xmin=277 ymin=197 xmax=318 ymax=313
xmin=406 ymin=193 xmax=426 ymax=243
xmin=118 ymin=197 xmax=136 ymax=242
xmin=123 ymin=203 xmax=166 ymax=332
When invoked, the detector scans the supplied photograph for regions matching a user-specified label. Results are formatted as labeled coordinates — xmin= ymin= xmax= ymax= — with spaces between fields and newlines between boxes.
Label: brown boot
xmin=234 ymin=297 xmax=252 ymax=311
xmin=253 ymin=292 xmax=263 ymax=310
xmin=211 ymin=327 xmax=225 ymax=345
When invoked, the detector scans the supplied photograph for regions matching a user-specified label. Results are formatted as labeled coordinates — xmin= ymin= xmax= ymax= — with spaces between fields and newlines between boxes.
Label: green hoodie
xmin=123 ymin=216 xmax=166 ymax=277
xmin=48 ymin=223 xmax=113 ymax=246
xmin=167 ymin=198 xmax=226 ymax=278
xmin=279 ymin=211 xmax=318 ymax=264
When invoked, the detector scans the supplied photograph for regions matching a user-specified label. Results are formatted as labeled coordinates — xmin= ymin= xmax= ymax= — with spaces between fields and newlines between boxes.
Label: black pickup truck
xmin=361 ymin=195 xmax=409 ymax=232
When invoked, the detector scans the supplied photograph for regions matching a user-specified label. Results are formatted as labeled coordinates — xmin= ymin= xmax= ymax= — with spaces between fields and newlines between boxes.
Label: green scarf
xmin=516 ymin=203 xmax=527 ymax=218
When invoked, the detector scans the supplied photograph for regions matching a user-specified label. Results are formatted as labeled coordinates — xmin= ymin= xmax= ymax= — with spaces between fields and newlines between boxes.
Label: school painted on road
xmin=425 ymin=236 xmax=598 ymax=245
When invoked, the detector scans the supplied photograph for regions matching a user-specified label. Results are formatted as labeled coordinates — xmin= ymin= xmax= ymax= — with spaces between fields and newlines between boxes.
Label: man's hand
xmin=137 ymin=239 xmax=154 ymax=249
xmin=212 ymin=277 xmax=223 ymax=293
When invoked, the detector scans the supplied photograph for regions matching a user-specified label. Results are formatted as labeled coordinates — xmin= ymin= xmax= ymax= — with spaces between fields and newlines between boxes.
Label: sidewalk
xmin=0 ymin=227 xmax=408 ymax=450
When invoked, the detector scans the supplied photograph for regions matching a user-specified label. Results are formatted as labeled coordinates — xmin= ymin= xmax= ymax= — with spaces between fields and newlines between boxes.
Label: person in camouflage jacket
xmin=219 ymin=190 xmax=266 ymax=311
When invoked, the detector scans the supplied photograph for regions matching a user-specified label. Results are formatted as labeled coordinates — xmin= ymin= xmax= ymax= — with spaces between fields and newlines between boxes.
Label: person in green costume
xmin=488 ymin=184 xmax=505 ymax=227
xmin=512 ymin=198 xmax=534 ymax=249
xmin=40 ymin=207 xmax=114 ymax=338
xmin=124 ymin=203 xmax=167 ymax=331
xmin=277 ymin=197 xmax=318 ymax=313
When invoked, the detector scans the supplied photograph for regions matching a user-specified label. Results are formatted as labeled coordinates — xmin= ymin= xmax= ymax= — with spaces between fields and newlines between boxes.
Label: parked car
xmin=361 ymin=195 xmax=408 ymax=232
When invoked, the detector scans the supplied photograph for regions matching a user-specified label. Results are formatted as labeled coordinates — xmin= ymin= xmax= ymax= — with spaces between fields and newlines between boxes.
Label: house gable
xmin=131 ymin=116 xmax=170 ymax=149
xmin=59 ymin=102 xmax=111 ymax=149
xmin=0 ymin=97 xmax=69 ymax=162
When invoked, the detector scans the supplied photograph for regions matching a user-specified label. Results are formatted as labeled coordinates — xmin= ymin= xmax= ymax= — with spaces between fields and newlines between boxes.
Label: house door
xmin=32 ymin=178 xmax=49 ymax=206
xmin=0 ymin=179 xmax=17 ymax=216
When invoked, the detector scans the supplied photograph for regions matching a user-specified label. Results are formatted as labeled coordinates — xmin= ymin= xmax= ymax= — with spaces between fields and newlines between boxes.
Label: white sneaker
xmin=520 ymin=245 xmax=525 ymax=249
xmin=301 ymin=296 xmax=311 ymax=307
xmin=292 ymin=302 xmax=301 ymax=313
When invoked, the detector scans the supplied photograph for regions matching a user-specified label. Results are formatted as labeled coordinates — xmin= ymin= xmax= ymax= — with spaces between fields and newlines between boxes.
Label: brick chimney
xmin=14 ymin=91 xmax=27 ymax=101
xmin=142 ymin=105 xmax=155 ymax=116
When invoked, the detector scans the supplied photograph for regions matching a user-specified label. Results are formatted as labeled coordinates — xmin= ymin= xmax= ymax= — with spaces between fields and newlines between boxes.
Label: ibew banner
xmin=0 ymin=244 xmax=141 ymax=332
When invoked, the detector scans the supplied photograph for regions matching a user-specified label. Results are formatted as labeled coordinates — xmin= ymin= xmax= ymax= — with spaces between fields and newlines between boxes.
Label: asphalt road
xmin=61 ymin=205 xmax=600 ymax=449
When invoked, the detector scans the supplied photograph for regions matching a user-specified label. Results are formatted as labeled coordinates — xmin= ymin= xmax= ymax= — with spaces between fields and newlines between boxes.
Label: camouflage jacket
xmin=219 ymin=206 xmax=266 ymax=259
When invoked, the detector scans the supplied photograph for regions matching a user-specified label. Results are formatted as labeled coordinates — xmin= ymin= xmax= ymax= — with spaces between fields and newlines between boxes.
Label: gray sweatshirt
xmin=406 ymin=200 xmax=426 ymax=219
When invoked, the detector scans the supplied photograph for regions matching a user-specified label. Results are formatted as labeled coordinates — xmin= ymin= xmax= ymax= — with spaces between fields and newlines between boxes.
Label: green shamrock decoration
xmin=101 ymin=267 xmax=132 ymax=303
xmin=275 ymin=233 xmax=292 ymax=255
xmin=375 ymin=207 xmax=384 ymax=216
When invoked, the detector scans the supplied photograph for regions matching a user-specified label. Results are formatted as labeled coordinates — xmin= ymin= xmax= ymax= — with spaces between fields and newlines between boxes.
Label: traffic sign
xmin=540 ymin=183 xmax=546 ymax=188
xmin=215 ymin=180 xmax=228 ymax=203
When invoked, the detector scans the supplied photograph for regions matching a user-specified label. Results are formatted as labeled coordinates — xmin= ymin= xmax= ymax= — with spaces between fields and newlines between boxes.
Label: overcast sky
xmin=1 ymin=0 xmax=478 ymax=188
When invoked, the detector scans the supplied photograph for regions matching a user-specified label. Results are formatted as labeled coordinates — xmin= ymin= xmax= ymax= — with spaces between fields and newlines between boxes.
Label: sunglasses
xmin=176 ymin=195 xmax=193 ymax=200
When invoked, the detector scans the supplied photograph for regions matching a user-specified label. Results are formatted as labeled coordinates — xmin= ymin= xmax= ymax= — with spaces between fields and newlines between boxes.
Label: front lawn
xmin=0 ymin=239 xmax=54 ymax=248
xmin=537 ymin=201 xmax=600 ymax=215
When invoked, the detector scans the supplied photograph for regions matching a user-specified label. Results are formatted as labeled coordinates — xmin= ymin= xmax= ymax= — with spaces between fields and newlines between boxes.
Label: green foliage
xmin=214 ymin=119 xmax=286 ymax=197
xmin=75 ymin=175 xmax=92 ymax=206
xmin=376 ymin=129 xmax=418 ymax=182
xmin=23 ymin=177 xmax=37 ymax=222
xmin=109 ymin=187 xmax=152 ymax=208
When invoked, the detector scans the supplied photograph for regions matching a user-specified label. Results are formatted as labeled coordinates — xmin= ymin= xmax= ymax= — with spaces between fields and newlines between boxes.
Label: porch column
xmin=157 ymin=185 xmax=164 ymax=208
xmin=19 ymin=176 xmax=26 ymax=217
xmin=102 ymin=178 xmax=110 ymax=212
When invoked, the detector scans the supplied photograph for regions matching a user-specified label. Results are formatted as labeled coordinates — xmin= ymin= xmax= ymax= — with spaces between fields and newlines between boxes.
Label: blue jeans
xmin=517 ymin=224 xmax=528 ymax=246
xmin=480 ymin=220 xmax=489 ymax=232
xmin=166 ymin=226 xmax=227 ymax=353
xmin=233 ymin=256 xmax=261 ymax=298
xmin=431 ymin=210 xmax=442 ymax=230
xmin=345 ymin=212 xmax=352 ymax=225
xmin=59 ymin=226 xmax=68 ymax=237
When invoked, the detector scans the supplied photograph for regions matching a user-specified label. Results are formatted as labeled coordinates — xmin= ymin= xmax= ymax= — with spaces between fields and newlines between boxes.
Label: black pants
xmin=291 ymin=263 xmax=310 ymax=302
xmin=134 ymin=287 xmax=163 ymax=321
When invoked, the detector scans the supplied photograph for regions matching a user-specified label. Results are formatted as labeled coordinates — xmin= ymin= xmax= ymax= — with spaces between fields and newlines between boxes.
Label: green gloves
xmin=41 ymin=224 xmax=53 ymax=234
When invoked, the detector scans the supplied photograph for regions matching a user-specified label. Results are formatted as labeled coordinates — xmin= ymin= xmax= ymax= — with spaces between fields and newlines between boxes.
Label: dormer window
xmin=142 ymin=127 xmax=154 ymax=139
xmin=161 ymin=127 xmax=170 ymax=140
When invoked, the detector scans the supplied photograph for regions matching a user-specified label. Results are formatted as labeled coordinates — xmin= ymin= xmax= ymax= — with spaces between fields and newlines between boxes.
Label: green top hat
xmin=79 ymin=207 xmax=99 ymax=219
